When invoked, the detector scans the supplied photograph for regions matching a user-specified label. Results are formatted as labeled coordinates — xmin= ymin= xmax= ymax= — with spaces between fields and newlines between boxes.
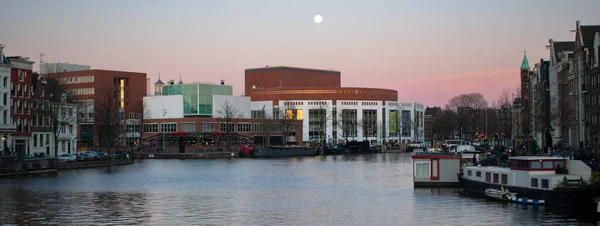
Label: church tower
xmin=520 ymin=51 xmax=532 ymax=153
xmin=154 ymin=75 xmax=164 ymax=95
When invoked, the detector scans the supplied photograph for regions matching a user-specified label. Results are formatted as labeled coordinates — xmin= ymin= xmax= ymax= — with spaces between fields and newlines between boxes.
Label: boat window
xmin=476 ymin=171 xmax=481 ymax=177
xmin=542 ymin=161 xmax=553 ymax=169
xmin=531 ymin=178 xmax=538 ymax=187
xmin=467 ymin=170 xmax=472 ymax=176
xmin=415 ymin=162 xmax=430 ymax=178
xmin=531 ymin=161 xmax=541 ymax=169
xmin=501 ymin=174 xmax=508 ymax=185
xmin=555 ymin=161 xmax=565 ymax=168
xmin=485 ymin=172 xmax=491 ymax=182
xmin=493 ymin=173 xmax=499 ymax=183
xmin=541 ymin=179 xmax=549 ymax=188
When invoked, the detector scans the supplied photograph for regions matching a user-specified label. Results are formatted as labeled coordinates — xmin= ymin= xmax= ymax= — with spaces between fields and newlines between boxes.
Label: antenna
xmin=40 ymin=52 xmax=46 ymax=72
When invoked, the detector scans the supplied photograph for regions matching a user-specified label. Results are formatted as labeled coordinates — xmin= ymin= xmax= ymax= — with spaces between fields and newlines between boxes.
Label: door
xmin=431 ymin=159 xmax=439 ymax=180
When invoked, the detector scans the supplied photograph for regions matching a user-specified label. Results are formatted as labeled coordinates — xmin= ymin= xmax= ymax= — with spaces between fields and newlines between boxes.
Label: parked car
xmin=95 ymin=152 xmax=109 ymax=160
xmin=58 ymin=154 xmax=77 ymax=162
xmin=76 ymin=152 xmax=94 ymax=161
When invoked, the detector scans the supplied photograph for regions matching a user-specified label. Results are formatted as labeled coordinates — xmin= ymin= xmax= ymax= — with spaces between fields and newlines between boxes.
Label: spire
xmin=178 ymin=75 xmax=183 ymax=84
xmin=155 ymin=73 xmax=164 ymax=85
xmin=520 ymin=51 xmax=530 ymax=70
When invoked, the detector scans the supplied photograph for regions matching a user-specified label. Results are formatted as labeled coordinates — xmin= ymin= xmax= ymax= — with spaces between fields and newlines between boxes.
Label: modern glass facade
xmin=162 ymin=83 xmax=233 ymax=116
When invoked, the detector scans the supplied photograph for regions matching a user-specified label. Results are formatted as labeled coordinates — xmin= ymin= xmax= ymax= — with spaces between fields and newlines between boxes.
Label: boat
xmin=484 ymin=187 xmax=516 ymax=201
xmin=458 ymin=156 xmax=596 ymax=209
xmin=253 ymin=145 xmax=318 ymax=157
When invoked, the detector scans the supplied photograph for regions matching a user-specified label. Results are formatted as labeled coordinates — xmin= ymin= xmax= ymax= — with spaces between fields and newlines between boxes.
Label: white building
xmin=0 ymin=44 xmax=16 ymax=152
xmin=39 ymin=62 xmax=90 ymax=74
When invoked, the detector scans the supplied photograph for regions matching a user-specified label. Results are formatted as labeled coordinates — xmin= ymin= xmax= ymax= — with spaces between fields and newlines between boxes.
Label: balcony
xmin=0 ymin=123 xmax=16 ymax=133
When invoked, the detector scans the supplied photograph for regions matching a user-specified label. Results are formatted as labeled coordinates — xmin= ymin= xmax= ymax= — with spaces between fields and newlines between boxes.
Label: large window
xmin=309 ymin=109 xmax=326 ymax=141
xmin=485 ymin=172 xmax=491 ymax=182
xmin=219 ymin=122 xmax=234 ymax=132
xmin=202 ymin=122 xmax=216 ymax=132
xmin=144 ymin=123 xmax=158 ymax=133
xmin=541 ymin=179 xmax=549 ymax=189
xmin=237 ymin=123 xmax=251 ymax=132
xmin=161 ymin=123 xmax=177 ymax=132
xmin=531 ymin=178 xmax=538 ymax=187
xmin=501 ymin=174 xmax=508 ymax=185
xmin=415 ymin=162 xmax=430 ymax=178
xmin=180 ymin=123 xmax=196 ymax=132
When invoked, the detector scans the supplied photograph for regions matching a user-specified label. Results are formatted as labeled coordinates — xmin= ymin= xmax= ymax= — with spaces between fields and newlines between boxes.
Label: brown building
xmin=46 ymin=69 xmax=147 ymax=151
xmin=245 ymin=66 xmax=341 ymax=97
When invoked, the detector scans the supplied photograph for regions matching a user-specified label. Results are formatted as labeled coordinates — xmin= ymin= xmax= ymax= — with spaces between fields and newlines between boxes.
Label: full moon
xmin=314 ymin=15 xmax=323 ymax=24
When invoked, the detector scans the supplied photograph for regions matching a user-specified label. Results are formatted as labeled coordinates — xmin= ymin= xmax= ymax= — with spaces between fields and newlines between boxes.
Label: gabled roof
xmin=581 ymin=25 xmax=600 ymax=47
xmin=552 ymin=41 xmax=575 ymax=61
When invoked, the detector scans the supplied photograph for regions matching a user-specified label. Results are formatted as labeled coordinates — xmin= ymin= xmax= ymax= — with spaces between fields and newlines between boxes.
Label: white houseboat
xmin=412 ymin=152 xmax=461 ymax=187
xmin=459 ymin=156 xmax=596 ymax=209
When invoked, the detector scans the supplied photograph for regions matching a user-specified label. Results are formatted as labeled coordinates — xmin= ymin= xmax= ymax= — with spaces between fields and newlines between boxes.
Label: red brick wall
xmin=250 ymin=87 xmax=398 ymax=103
xmin=10 ymin=67 xmax=33 ymax=137
xmin=245 ymin=67 xmax=341 ymax=96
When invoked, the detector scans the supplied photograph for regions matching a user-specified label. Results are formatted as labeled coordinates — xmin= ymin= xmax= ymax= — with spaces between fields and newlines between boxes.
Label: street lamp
xmin=162 ymin=105 xmax=167 ymax=152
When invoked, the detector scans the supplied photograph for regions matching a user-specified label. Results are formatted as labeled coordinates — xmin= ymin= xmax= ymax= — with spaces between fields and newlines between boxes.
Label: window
xmin=493 ymin=173 xmax=499 ymax=183
xmin=467 ymin=170 xmax=472 ymax=176
xmin=415 ymin=162 xmax=430 ymax=178
xmin=541 ymin=179 xmax=549 ymax=189
xmin=32 ymin=100 xmax=37 ymax=109
xmin=69 ymin=125 xmax=73 ymax=134
xmin=542 ymin=161 xmax=553 ymax=169
xmin=237 ymin=123 xmax=251 ymax=132
xmin=40 ymin=135 xmax=44 ymax=147
xmin=501 ymin=174 xmax=508 ymax=185
xmin=143 ymin=123 xmax=158 ymax=133
xmin=129 ymin=112 xmax=134 ymax=119
xmin=476 ymin=171 xmax=481 ymax=177
xmin=160 ymin=123 xmax=176 ymax=132
xmin=555 ymin=161 xmax=565 ymax=169
xmin=33 ymin=114 xmax=38 ymax=126
xmin=46 ymin=134 xmax=49 ymax=145
xmin=136 ymin=113 xmax=141 ymax=119
xmin=33 ymin=134 xmax=37 ymax=147
xmin=2 ymin=93 xmax=6 ymax=105
xmin=180 ymin=123 xmax=196 ymax=132
xmin=202 ymin=122 xmax=216 ymax=132
xmin=3 ymin=77 xmax=7 ymax=87
xmin=531 ymin=178 xmax=538 ymax=187
xmin=18 ymin=70 xmax=25 ymax=81
xmin=531 ymin=161 xmax=541 ymax=169
xmin=219 ymin=122 xmax=234 ymax=132
xmin=485 ymin=172 xmax=491 ymax=182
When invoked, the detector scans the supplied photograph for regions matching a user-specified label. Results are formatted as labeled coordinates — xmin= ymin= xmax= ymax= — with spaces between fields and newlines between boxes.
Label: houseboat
xmin=412 ymin=152 xmax=462 ymax=187
xmin=253 ymin=145 xmax=318 ymax=158
xmin=459 ymin=156 xmax=596 ymax=209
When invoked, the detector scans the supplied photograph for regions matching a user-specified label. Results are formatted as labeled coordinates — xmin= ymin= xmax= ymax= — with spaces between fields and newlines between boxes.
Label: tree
xmin=39 ymin=67 xmax=78 ymax=158
xmin=359 ymin=110 xmax=378 ymax=142
xmin=431 ymin=109 xmax=458 ymax=140
xmin=257 ymin=110 xmax=275 ymax=146
xmin=308 ymin=102 xmax=332 ymax=145
xmin=445 ymin=93 xmax=489 ymax=140
xmin=279 ymin=104 xmax=300 ymax=145
xmin=95 ymin=84 xmax=120 ymax=155
xmin=217 ymin=101 xmax=240 ymax=151
xmin=337 ymin=108 xmax=357 ymax=142
xmin=403 ymin=117 xmax=424 ymax=143
xmin=136 ymin=101 xmax=152 ymax=149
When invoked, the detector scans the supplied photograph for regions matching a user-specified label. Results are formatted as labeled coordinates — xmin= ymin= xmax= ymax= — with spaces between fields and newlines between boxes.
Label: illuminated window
xmin=296 ymin=109 xmax=303 ymax=120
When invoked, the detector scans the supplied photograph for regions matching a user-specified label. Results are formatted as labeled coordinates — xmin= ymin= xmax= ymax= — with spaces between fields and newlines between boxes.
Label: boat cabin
xmin=462 ymin=156 xmax=592 ymax=191
xmin=412 ymin=153 xmax=461 ymax=187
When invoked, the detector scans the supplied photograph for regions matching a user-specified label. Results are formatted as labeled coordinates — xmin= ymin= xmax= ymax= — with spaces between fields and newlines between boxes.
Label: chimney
xmin=220 ymin=79 xmax=225 ymax=85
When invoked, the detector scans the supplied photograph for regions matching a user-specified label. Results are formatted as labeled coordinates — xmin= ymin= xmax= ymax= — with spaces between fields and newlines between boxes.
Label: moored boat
xmin=484 ymin=187 xmax=516 ymax=201
xmin=253 ymin=145 xmax=318 ymax=158
xmin=458 ymin=156 xmax=596 ymax=209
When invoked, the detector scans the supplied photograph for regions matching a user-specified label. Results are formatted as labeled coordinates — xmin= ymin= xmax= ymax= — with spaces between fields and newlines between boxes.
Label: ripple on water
xmin=0 ymin=153 xmax=597 ymax=225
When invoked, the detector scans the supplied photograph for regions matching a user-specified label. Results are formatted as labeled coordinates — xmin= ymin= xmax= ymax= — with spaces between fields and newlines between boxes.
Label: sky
xmin=1 ymin=0 xmax=599 ymax=108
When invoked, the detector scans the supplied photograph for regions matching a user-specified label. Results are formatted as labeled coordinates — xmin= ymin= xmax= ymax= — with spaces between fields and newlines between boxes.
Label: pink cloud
xmin=389 ymin=69 xmax=520 ymax=108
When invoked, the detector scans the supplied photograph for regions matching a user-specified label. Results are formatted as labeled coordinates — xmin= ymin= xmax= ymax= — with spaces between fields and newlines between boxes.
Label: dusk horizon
xmin=2 ymin=0 xmax=600 ymax=107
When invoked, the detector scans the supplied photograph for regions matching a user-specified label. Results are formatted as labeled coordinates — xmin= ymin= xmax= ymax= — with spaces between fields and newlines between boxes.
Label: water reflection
xmin=0 ymin=153 xmax=597 ymax=225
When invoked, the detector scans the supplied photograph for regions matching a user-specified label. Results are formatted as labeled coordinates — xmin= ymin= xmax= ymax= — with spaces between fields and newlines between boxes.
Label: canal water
xmin=0 ymin=153 xmax=597 ymax=225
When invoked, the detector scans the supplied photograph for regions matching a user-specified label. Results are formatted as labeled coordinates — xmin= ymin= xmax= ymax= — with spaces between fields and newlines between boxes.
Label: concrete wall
xmin=144 ymin=95 xmax=184 ymax=119
xmin=212 ymin=95 xmax=251 ymax=118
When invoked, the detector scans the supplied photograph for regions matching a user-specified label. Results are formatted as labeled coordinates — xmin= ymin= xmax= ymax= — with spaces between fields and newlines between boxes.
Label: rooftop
xmin=245 ymin=65 xmax=341 ymax=74
xmin=509 ymin=156 xmax=565 ymax=161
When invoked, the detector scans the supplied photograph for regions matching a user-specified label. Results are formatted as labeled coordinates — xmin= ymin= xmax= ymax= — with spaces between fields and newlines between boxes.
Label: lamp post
xmin=162 ymin=103 xmax=167 ymax=152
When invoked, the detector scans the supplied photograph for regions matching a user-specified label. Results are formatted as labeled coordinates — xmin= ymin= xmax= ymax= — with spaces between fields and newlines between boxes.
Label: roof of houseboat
xmin=411 ymin=152 xmax=461 ymax=159
xmin=509 ymin=156 xmax=565 ymax=161
xmin=463 ymin=166 xmax=512 ymax=173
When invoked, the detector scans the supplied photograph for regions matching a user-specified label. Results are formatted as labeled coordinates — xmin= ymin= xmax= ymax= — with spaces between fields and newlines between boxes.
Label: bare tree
xmin=337 ymin=108 xmax=357 ymax=142
xmin=95 ymin=85 xmax=120 ymax=155
xmin=358 ymin=110 xmax=378 ymax=142
xmin=403 ymin=118 xmax=424 ymax=143
xmin=279 ymin=104 xmax=299 ymax=145
xmin=257 ymin=111 xmax=275 ymax=146
xmin=445 ymin=93 xmax=489 ymax=140
xmin=39 ymin=66 xmax=78 ymax=158
xmin=431 ymin=109 xmax=458 ymax=140
xmin=308 ymin=102 xmax=332 ymax=145
xmin=136 ymin=101 xmax=152 ymax=150
xmin=217 ymin=101 xmax=240 ymax=151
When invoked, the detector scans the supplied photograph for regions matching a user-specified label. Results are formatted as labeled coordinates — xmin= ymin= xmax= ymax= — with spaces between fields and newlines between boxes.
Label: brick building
xmin=424 ymin=106 xmax=441 ymax=141
xmin=7 ymin=56 xmax=34 ymax=156
xmin=46 ymin=70 xmax=147 ymax=151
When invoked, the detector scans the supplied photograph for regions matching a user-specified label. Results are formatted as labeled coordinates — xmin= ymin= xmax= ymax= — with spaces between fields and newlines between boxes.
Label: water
xmin=0 ymin=153 xmax=597 ymax=225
